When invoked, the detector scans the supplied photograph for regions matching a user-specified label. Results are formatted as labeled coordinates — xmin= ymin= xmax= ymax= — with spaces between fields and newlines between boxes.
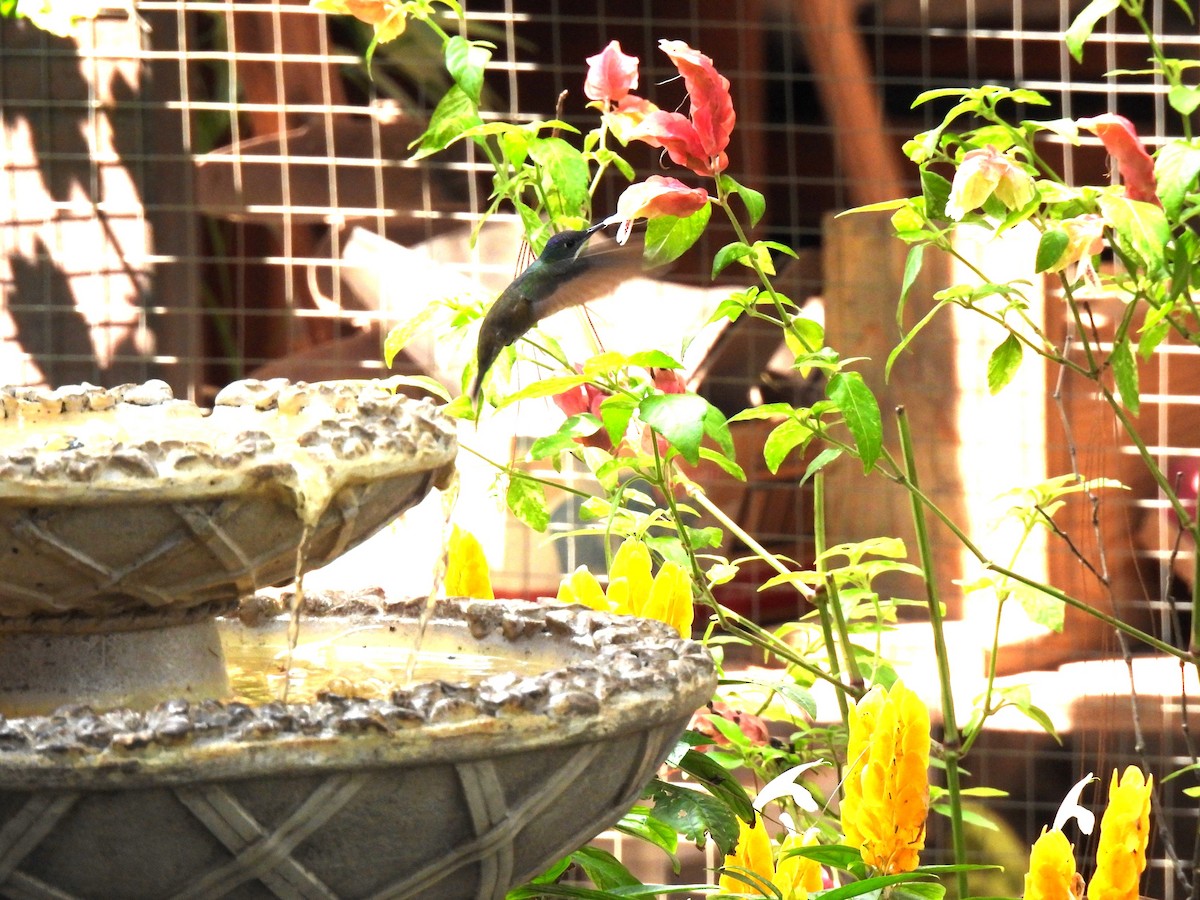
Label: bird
xmin=470 ymin=221 xmax=646 ymax=403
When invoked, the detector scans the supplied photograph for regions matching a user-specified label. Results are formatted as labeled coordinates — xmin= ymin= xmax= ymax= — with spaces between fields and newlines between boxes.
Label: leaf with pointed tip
xmin=644 ymin=204 xmax=711 ymax=267
xmin=987 ymin=332 xmax=1024 ymax=394
xmin=410 ymin=85 xmax=481 ymax=159
xmin=1064 ymin=0 xmax=1121 ymax=62
xmin=444 ymin=35 xmax=492 ymax=104
xmin=1110 ymin=335 xmax=1140 ymax=414
xmin=827 ymin=371 xmax=882 ymax=471
xmin=506 ymin=475 xmax=549 ymax=532
xmin=638 ymin=393 xmax=709 ymax=465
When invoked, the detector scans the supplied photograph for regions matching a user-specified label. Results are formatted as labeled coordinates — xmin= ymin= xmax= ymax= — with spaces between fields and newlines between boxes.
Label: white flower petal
xmin=1052 ymin=772 xmax=1097 ymax=834
xmin=754 ymin=760 xmax=826 ymax=814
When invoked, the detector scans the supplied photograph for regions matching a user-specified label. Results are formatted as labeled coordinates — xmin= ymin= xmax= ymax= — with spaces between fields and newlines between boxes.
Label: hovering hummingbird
xmin=470 ymin=221 xmax=647 ymax=403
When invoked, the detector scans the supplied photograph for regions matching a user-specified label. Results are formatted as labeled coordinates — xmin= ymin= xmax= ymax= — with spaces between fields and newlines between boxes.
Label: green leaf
xmin=643 ymin=780 xmax=740 ymax=856
xmin=1014 ymin=582 xmax=1064 ymax=632
xmin=613 ymin=809 xmax=679 ymax=872
xmin=410 ymin=85 xmax=482 ymax=159
xmin=1097 ymin=193 xmax=1170 ymax=273
xmin=644 ymin=204 xmax=712 ymax=267
xmin=801 ymin=447 xmax=842 ymax=486
xmin=919 ymin=169 xmax=952 ymax=220
xmin=986 ymin=333 xmax=1024 ymax=395
xmin=827 ymin=371 xmax=883 ymax=472
xmin=383 ymin=304 xmax=441 ymax=366
xmin=568 ymin=846 xmax=640 ymax=890
xmin=718 ymin=173 xmax=766 ymax=226
xmin=815 ymin=872 xmax=937 ymax=900
xmin=698 ymin=446 xmax=746 ymax=481
xmin=1110 ymin=335 xmax=1140 ymax=414
xmin=1034 ymin=229 xmax=1069 ymax=273
xmin=530 ymin=137 xmax=590 ymax=223
xmin=702 ymin=403 xmax=735 ymax=460
xmin=639 ymin=393 xmax=710 ymax=465
xmin=497 ymin=374 xmax=590 ymax=407
xmin=1169 ymin=84 xmax=1200 ymax=118
xmin=763 ymin=417 xmax=810 ymax=475
xmin=711 ymin=241 xmax=754 ymax=279
xmin=898 ymin=243 xmax=926 ymax=315
xmin=626 ymin=349 xmax=684 ymax=369
xmin=506 ymin=475 xmax=550 ymax=532
xmin=1064 ymin=0 xmax=1120 ymax=62
xmin=598 ymin=394 xmax=637 ymax=447
xmin=529 ymin=415 xmax=601 ymax=459
xmin=1155 ymin=138 xmax=1200 ymax=220
xmin=444 ymin=35 xmax=492 ymax=104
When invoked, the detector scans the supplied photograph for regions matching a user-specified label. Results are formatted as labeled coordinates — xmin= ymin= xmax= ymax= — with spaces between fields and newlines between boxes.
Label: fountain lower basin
xmin=0 ymin=592 xmax=715 ymax=899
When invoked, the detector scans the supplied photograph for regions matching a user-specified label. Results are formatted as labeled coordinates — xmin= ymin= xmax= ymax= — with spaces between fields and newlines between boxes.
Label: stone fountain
xmin=0 ymin=379 xmax=716 ymax=898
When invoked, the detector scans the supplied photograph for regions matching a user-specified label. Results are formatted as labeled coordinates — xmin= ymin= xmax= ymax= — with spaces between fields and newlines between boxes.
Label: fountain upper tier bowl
xmin=0 ymin=379 xmax=456 ymax=622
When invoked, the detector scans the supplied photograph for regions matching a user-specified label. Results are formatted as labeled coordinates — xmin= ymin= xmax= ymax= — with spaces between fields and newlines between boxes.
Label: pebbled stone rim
xmin=0 ymin=591 xmax=717 ymax=787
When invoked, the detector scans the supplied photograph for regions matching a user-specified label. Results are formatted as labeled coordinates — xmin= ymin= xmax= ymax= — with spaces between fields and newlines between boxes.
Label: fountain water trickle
xmin=0 ymin=378 xmax=716 ymax=899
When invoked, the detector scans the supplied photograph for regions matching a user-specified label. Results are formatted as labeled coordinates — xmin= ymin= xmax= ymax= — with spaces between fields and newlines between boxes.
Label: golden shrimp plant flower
xmin=1024 ymin=827 xmax=1085 ymax=900
xmin=1087 ymin=766 xmax=1153 ymax=900
xmin=840 ymin=679 xmax=930 ymax=875
xmin=554 ymin=538 xmax=693 ymax=636
xmin=718 ymin=815 xmax=822 ymax=899
xmin=443 ymin=525 xmax=494 ymax=599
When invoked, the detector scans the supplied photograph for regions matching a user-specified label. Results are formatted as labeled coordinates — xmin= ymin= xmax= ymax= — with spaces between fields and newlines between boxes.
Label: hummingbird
xmin=471 ymin=221 xmax=642 ymax=402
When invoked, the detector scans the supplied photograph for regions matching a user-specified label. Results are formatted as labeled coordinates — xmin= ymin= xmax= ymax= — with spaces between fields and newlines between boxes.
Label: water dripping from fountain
xmin=405 ymin=470 xmax=461 ymax=685
xmin=281 ymin=523 xmax=314 ymax=703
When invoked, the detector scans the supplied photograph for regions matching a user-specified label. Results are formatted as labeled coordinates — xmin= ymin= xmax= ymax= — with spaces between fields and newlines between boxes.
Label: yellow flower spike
xmin=774 ymin=829 xmax=823 ymax=899
xmin=605 ymin=575 xmax=632 ymax=616
xmin=1087 ymin=766 xmax=1153 ymax=900
xmin=1024 ymin=828 xmax=1084 ymax=900
xmin=718 ymin=814 xmax=775 ymax=895
xmin=643 ymin=560 xmax=694 ymax=637
xmin=555 ymin=566 xmax=610 ymax=613
xmin=610 ymin=538 xmax=654 ymax=605
xmin=443 ymin=526 xmax=494 ymax=599
xmin=841 ymin=680 xmax=930 ymax=875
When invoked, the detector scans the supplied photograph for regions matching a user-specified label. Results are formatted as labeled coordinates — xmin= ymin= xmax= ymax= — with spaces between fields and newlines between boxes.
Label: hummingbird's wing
xmin=529 ymin=237 xmax=665 ymax=321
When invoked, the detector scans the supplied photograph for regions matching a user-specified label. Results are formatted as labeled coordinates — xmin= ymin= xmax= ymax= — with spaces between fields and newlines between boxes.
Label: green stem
xmin=873 ymin=443 xmax=1197 ymax=663
xmin=897 ymin=408 xmax=968 ymax=899
xmin=712 ymin=187 xmax=815 ymax=354
xmin=813 ymin=472 xmax=860 ymax=724
xmin=686 ymin=485 xmax=862 ymax=698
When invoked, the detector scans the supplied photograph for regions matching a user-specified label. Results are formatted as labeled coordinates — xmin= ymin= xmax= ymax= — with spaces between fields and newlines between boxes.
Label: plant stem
xmin=813 ymin=472 xmax=860 ymax=724
xmin=897 ymin=407 xmax=968 ymax=899
xmin=686 ymin=485 xmax=862 ymax=698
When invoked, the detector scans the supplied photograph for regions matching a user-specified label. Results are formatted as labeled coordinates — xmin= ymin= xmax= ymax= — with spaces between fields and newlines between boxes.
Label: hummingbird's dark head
xmin=540 ymin=222 xmax=608 ymax=263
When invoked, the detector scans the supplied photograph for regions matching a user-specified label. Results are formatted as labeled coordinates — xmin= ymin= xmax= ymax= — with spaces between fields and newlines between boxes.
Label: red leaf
xmin=625 ymin=41 xmax=735 ymax=176
xmin=1078 ymin=114 xmax=1159 ymax=205
xmin=659 ymin=40 xmax=735 ymax=173
xmin=606 ymin=175 xmax=710 ymax=242
xmin=584 ymin=40 xmax=639 ymax=103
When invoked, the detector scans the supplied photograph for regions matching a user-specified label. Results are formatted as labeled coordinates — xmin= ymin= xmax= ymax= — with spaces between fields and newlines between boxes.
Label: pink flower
xmin=650 ymin=367 xmax=687 ymax=394
xmin=630 ymin=40 xmax=735 ymax=176
xmin=605 ymin=175 xmax=710 ymax=243
xmin=689 ymin=701 xmax=771 ymax=750
xmin=552 ymin=376 xmax=611 ymax=449
xmin=585 ymin=41 xmax=639 ymax=104
xmin=946 ymin=145 xmax=1036 ymax=220
xmin=1077 ymin=114 xmax=1159 ymax=205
